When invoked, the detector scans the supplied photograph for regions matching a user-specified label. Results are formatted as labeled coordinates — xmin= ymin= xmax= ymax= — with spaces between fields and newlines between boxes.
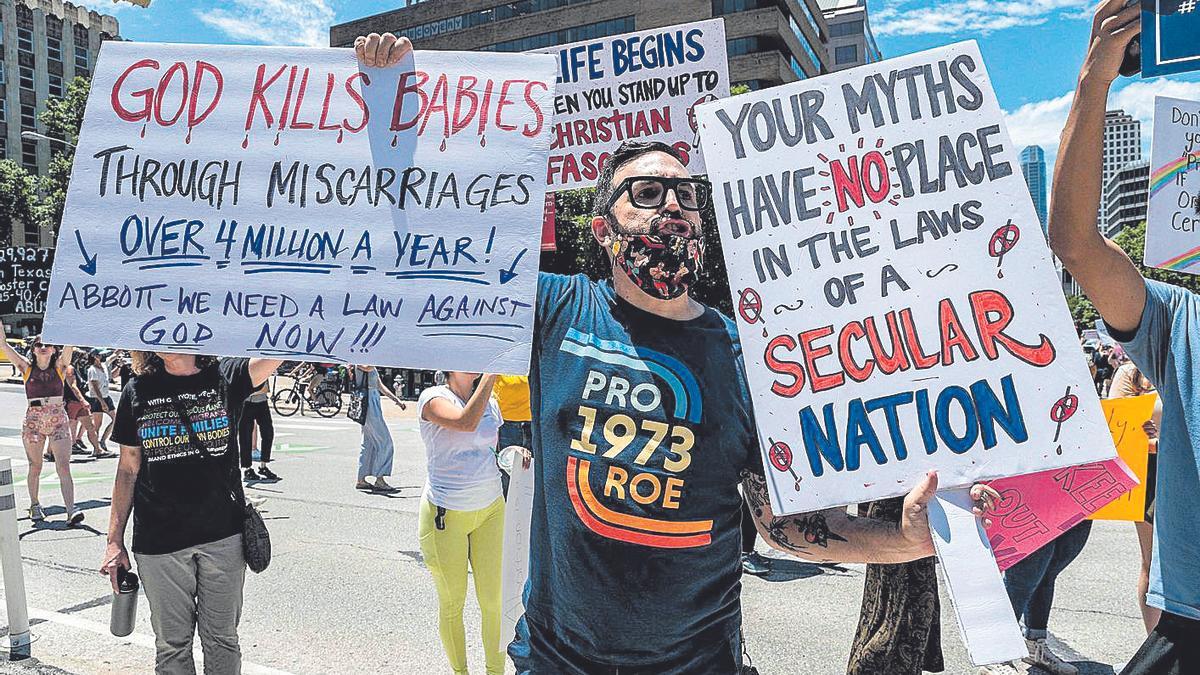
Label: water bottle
xmin=110 ymin=568 xmax=138 ymax=637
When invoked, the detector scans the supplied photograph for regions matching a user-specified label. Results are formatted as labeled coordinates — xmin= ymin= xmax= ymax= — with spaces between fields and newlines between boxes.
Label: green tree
xmin=1065 ymin=294 xmax=1099 ymax=326
xmin=34 ymin=75 xmax=89 ymax=238
xmin=0 ymin=160 xmax=38 ymax=245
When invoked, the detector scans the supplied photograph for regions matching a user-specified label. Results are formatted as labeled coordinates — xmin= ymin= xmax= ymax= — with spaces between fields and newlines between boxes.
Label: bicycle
xmin=271 ymin=377 xmax=342 ymax=418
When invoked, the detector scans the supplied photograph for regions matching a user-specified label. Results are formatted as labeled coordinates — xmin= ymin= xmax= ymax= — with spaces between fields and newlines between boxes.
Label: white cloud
xmin=1003 ymin=79 xmax=1200 ymax=174
xmin=874 ymin=0 xmax=1094 ymax=37
xmin=196 ymin=0 xmax=335 ymax=48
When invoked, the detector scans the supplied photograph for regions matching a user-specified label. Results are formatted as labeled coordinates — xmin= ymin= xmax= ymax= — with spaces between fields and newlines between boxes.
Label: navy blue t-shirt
xmin=522 ymin=273 xmax=761 ymax=664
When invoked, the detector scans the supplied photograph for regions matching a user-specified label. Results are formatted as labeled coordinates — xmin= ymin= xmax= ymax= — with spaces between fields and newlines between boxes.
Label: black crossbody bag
xmin=169 ymin=394 xmax=271 ymax=573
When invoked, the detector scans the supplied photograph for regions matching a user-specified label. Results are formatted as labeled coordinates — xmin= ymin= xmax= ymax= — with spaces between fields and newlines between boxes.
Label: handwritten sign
xmin=0 ymin=248 xmax=53 ymax=316
xmin=985 ymin=458 xmax=1137 ymax=571
xmin=41 ymin=43 xmax=556 ymax=373
xmin=1091 ymin=393 xmax=1157 ymax=521
xmin=1143 ymin=96 xmax=1200 ymax=273
xmin=695 ymin=41 xmax=1114 ymax=515
xmin=1142 ymin=2 xmax=1200 ymax=78
xmin=532 ymin=19 xmax=729 ymax=191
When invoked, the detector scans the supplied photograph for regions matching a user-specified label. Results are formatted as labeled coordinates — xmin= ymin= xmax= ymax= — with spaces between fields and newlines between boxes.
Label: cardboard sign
xmin=1091 ymin=393 xmax=1157 ymax=521
xmin=0 ymin=248 xmax=53 ymax=316
xmin=1143 ymin=96 xmax=1200 ymax=273
xmin=985 ymin=458 xmax=1138 ymax=571
xmin=695 ymin=41 xmax=1114 ymax=515
xmin=1142 ymin=2 xmax=1200 ymax=78
xmin=533 ymin=19 xmax=729 ymax=191
xmin=41 ymin=43 xmax=556 ymax=373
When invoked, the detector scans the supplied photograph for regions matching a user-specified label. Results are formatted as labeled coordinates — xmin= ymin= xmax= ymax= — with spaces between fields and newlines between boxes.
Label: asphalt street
xmin=0 ymin=379 xmax=1148 ymax=675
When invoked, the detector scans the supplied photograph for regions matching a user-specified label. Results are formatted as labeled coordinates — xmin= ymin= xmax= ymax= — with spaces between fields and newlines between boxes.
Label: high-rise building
xmin=330 ymin=0 xmax=831 ymax=90
xmin=1 ymin=0 xmax=119 ymax=246
xmin=1100 ymin=109 xmax=1141 ymax=233
xmin=1019 ymin=145 xmax=1047 ymax=235
xmin=1104 ymin=160 xmax=1149 ymax=238
xmin=817 ymin=0 xmax=881 ymax=72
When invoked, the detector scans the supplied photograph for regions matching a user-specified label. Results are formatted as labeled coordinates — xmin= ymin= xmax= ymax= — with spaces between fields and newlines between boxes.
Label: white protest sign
xmin=1143 ymin=96 xmax=1200 ymax=273
xmin=498 ymin=454 xmax=535 ymax=655
xmin=929 ymin=487 xmax=1027 ymax=667
xmin=696 ymin=41 xmax=1113 ymax=515
xmin=533 ymin=19 xmax=729 ymax=191
xmin=42 ymin=43 xmax=556 ymax=373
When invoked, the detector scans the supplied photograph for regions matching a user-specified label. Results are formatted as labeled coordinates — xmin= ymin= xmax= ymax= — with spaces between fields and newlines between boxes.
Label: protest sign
xmin=1143 ymin=96 xmax=1200 ymax=273
xmin=533 ymin=19 xmax=729 ymax=191
xmin=41 ymin=43 xmax=556 ymax=373
xmin=1091 ymin=393 xmax=1157 ymax=521
xmin=695 ymin=41 xmax=1114 ymax=515
xmin=929 ymin=487 xmax=1026 ymax=666
xmin=498 ymin=454 xmax=534 ymax=655
xmin=1141 ymin=2 xmax=1200 ymax=78
xmin=0 ymin=248 xmax=53 ymax=316
xmin=985 ymin=458 xmax=1138 ymax=571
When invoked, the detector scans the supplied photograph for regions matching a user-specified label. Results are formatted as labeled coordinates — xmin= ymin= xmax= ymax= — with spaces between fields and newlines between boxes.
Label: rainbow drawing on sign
xmin=1154 ymin=242 xmax=1200 ymax=271
xmin=1149 ymin=154 xmax=1198 ymax=198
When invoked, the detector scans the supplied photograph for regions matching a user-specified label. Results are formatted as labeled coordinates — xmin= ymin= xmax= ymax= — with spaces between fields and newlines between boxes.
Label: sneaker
xmin=67 ymin=511 xmax=85 ymax=527
xmin=978 ymin=663 xmax=1022 ymax=675
xmin=258 ymin=466 xmax=279 ymax=481
xmin=372 ymin=478 xmax=399 ymax=493
xmin=1024 ymin=637 xmax=1078 ymax=675
xmin=44 ymin=451 xmax=54 ymax=462
xmin=243 ymin=468 xmax=260 ymax=482
xmin=72 ymin=441 xmax=89 ymax=455
xmin=741 ymin=551 xmax=772 ymax=577
xmin=28 ymin=504 xmax=44 ymax=522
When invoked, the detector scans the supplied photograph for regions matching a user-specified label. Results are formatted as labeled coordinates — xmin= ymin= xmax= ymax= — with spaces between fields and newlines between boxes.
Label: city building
xmin=817 ymin=0 xmax=881 ymax=71
xmin=1099 ymin=109 xmax=1141 ymax=233
xmin=1019 ymin=145 xmax=1047 ymax=235
xmin=1 ymin=0 xmax=119 ymax=246
xmin=330 ymin=0 xmax=832 ymax=90
xmin=1104 ymin=160 xmax=1149 ymax=238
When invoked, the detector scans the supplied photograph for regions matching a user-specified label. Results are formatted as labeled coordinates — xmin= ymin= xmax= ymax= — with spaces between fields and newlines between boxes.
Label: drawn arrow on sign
xmin=74 ymin=230 xmax=97 ymax=276
xmin=499 ymin=248 xmax=528 ymax=285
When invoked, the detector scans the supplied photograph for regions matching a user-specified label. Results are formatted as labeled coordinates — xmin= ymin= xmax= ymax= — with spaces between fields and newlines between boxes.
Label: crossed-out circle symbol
xmin=989 ymin=224 xmax=1021 ymax=258
xmin=768 ymin=440 xmax=793 ymax=472
xmin=687 ymin=94 xmax=717 ymax=132
xmin=1050 ymin=394 xmax=1079 ymax=423
xmin=739 ymin=288 xmax=763 ymax=325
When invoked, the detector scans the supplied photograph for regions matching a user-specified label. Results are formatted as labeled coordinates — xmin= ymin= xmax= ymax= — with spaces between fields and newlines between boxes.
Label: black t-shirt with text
xmin=112 ymin=358 xmax=252 ymax=555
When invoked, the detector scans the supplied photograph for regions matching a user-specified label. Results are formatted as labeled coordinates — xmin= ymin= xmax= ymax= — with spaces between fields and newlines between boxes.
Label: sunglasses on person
xmin=604 ymin=176 xmax=712 ymax=213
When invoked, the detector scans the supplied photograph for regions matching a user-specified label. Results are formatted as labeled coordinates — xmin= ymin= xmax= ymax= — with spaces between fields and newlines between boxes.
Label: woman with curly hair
xmin=0 ymin=326 xmax=79 ymax=525
xmin=99 ymin=350 xmax=282 ymax=674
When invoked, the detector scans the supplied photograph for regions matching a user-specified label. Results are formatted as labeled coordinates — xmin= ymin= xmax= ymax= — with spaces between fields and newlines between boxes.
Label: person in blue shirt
xmin=1048 ymin=2 xmax=1200 ymax=673
xmin=356 ymin=33 xmax=998 ymax=674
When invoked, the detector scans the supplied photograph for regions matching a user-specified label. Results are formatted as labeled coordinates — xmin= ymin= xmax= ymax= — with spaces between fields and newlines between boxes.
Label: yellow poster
xmin=1090 ymin=393 xmax=1157 ymax=521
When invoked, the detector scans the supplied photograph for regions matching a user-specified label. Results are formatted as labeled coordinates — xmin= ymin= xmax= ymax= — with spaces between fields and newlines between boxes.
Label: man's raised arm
xmin=1047 ymin=0 xmax=1145 ymax=334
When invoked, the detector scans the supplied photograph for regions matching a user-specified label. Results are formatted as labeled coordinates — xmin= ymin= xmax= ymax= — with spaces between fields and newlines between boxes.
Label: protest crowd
xmin=1 ymin=1 xmax=1197 ymax=674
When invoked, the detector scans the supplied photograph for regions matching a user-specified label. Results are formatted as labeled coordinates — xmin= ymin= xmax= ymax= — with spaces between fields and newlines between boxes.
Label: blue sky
xmin=82 ymin=0 xmax=1200 ymax=169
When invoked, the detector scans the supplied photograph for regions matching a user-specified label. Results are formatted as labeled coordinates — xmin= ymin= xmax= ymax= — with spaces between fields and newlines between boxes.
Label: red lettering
xmin=521 ymin=80 xmax=548 ymax=138
xmin=318 ymin=73 xmax=341 ymax=131
xmin=342 ymin=72 xmax=370 ymax=133
xmin=110 ymin=58 xmax=160 ymax=123
xmin=288 ymin=68 xmax=315 ymax=130
xmin=390 ymin=70 xmax=429 ymax=131
xmin=837 ymin=321 xmax=874 ymax=382
xmin=862 ymin=151 xmax=890 ymax=203
xmin=153 ymin=62 xmax=189 ymax=126
xmin=188 ymin=61 xmax=223 ymax=129
xmin=245 ymin=63 xmax=288 ymax=132
xmin=938 ymin=298 xmax=979 ymax=365
xmin=418 ymin=74 xmax=451 ymax=138
xmin=863 ymin=314 xmax=910 ymax=374
xmin=970 ymin=290 xmax=1055 ymax=366
xmin=799 ymin=325 xmax=844 ymax=393
xmin=765 ymin=335 xmax=805 ymax=398
xmin=831 ymin=156 xmax=864 ymax=212
xmin=899 ymin=309 xmax=939 ymax=369
xmin=495 ymin=79 xmax=520 ymax=132
xmin=452 ymin=76 xmax=479 ymax=136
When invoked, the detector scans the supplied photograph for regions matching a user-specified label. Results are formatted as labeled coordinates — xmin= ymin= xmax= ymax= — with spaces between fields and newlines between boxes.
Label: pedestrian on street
xmin=63 ymin=356 xmax=104 ymax=458
xmin=239 ymin=381 xmax=277 ymax=483
xmin=417 ymin=371 xmax=505 ymax=675
xmin=353 ymin=364 xmax=405 ymax=493
xmin=86 ymin=351 xmax=117 ymax=452
xmin=493 ymin=374 xmax=531 ymax=497
xmin=1048 ymin=1 xmax=1200 ymax=671
xmin=100 ymin=352 xmax=282 ymax=674
xmin=359 ymin=29 xmax=1003 ymax=673
xmin=0 ymin=329 xmax=81 ymax=526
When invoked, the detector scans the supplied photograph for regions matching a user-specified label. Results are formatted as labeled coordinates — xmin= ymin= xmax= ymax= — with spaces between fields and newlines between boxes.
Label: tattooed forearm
xmin=765 ymin=513 xmax=848 ymax=554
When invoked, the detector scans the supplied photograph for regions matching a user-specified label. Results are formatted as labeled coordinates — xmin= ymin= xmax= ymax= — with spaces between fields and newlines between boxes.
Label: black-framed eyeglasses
xmin=605 ymin=176 xmax=711 ymax=213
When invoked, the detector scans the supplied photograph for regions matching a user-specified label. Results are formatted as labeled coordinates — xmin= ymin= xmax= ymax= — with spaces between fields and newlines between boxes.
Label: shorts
xmin=23 ymin=403 xmax=71 ymax=444
xmin=66 ymin=400 xmax=90 ymax=420
xmin=1144 ymin=452 xmax=1157 ymax=523
xmin=88 ymin=395 xmax=115 ymax=414
xmin=1119 ymin=612 xmax=1199 ymax=675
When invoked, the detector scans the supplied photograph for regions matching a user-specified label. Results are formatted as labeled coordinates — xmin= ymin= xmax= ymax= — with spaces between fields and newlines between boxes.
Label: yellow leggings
xmin=418 ymin=495 xmax=505 ymax=675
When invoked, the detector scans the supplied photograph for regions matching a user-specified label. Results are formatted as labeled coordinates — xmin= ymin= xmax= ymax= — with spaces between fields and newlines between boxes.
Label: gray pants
xmin=135 ymin=534 xmax=245 ymax=675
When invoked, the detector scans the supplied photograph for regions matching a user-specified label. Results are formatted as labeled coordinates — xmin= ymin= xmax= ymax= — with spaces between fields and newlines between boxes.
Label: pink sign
xmin=984 ymin=459 xmax=1138 ymax=571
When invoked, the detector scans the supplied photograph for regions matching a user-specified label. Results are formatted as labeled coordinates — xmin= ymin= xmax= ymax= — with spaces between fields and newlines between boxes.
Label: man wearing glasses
xmin=356 ymin=34 xmax=996 ymax=674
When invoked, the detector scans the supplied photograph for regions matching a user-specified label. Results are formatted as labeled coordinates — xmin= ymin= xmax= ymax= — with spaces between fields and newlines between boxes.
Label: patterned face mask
xmin=610 ymin=228 xmax=705 ymax=301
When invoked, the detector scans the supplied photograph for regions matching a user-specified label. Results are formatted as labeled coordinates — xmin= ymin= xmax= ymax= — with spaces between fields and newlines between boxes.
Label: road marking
xmin=273 ymin=422 xmax=359 ymax=431
xmin=27 ymin=607 xmax=296 ymax=675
